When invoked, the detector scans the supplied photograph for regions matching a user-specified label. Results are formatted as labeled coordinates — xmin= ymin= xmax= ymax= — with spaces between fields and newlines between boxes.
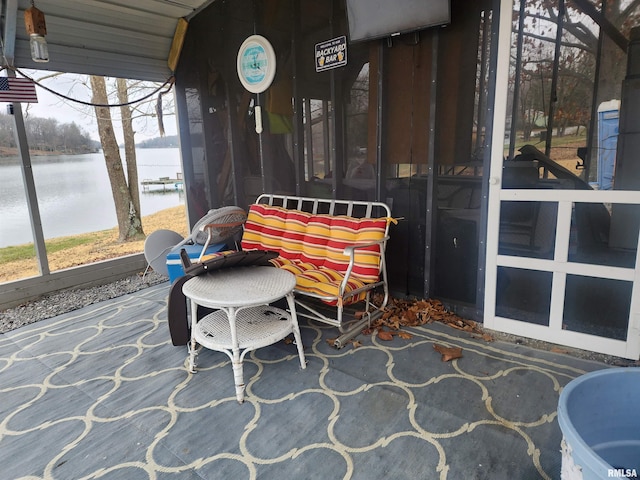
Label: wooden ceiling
xmin=3 ymin=0 xmax=214 ymax=81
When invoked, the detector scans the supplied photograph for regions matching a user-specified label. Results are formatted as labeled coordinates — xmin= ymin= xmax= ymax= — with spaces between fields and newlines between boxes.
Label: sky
xmin=19 ymin=70 xmax=178 ymax=144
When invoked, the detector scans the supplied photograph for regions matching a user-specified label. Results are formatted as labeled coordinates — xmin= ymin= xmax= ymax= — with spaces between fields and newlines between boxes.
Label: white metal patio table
xmin=182 ymin=266 xmax=306 ymax=403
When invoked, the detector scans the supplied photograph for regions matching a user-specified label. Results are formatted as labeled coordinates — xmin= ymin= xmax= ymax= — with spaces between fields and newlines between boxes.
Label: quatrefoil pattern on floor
xmin=0 ymin=284 xmax=605 ymax=479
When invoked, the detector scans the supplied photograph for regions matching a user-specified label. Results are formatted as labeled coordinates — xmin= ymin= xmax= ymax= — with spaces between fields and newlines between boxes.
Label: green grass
xmin=0 ymin=244 xmax=36 ymax=263
xmin=510 ymin=130 xmax=587 ymax=150
xmin=505 ymin=131 xmax=588 ymax=162
xmin=0 ymin=235 xmax=97 ymax=263
xmin=46 ymin=236 xmax=97 ymax=254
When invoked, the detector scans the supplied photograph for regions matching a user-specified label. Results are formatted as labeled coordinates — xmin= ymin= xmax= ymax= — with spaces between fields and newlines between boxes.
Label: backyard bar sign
xmin=315 ymin=36 xmax=347 ymax=72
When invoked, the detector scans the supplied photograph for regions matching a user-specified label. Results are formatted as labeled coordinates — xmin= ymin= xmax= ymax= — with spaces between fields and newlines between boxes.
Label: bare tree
xmin=524 ymin=0 xmax=640 ymax=105
xmin=24 ymin=70 xmax=174 ymax=241
xmin=117 ymin=78 xmax=142 ymax=227
xmin=90 ymin=75 xmax=144 ymax=242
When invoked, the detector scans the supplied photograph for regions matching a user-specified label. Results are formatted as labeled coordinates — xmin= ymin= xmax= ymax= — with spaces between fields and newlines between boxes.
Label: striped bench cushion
xmin=275 ymin=259 xmax=367 ymax=305
xmin=241 ymin=204 xmax=388 ymax=283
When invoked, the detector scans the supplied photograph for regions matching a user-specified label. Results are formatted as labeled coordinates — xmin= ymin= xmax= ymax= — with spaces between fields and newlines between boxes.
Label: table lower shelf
xmin=194 ymin=305 xmax=294 ymax=352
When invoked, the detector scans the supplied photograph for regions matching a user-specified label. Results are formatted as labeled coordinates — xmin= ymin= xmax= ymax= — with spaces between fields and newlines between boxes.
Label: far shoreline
xmin=0 ymin=144 xmax=179 ymax=159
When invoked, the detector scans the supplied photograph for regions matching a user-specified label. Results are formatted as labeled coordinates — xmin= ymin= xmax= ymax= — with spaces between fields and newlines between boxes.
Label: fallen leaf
xmin=377 ymin=330 xmax=394 ymax=341
xmin=326 ymin=338 xmax=337 ymax=347
xmin=397 ymin=330 xmax=412 ymax=340
xmin=405 ymin=310 xmax=418 ymax=325
xmin=351 ymin=340 xmax=362 ymax=349
xmin=284 ymin=336 xmax=293 ymax=344
xmin=550 ymin=347 xmax=569 ymax=354
xmin=433 ymin=343 xmax=463 ymax=362
xmin=481 ymin=333 xmax=494 ymax=342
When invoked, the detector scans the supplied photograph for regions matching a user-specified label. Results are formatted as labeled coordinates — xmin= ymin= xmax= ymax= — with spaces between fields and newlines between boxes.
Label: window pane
xmin=563 ymin=275 xmax=631 ymax=340
xmin=0 ymin=147 xmax=38 ymax=282
xmin=1 ymin=72 xmax=187 ymax=282
xmin=496 ymin=267 xmax=552 ymax=326
xmin=499 ymin=201 xmax=557 ymax=259
xmin=569 ymin=202 xmax=638 ymax=268
xmin=305 ymin=99 xmax=333 ymax=198
xmin=344 ymin=63 xmax=375 ymax=202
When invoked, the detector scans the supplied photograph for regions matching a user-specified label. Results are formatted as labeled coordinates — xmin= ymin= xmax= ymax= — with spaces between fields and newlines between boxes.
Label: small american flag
xmin=0 ymin=77 xmax=38 ymax=103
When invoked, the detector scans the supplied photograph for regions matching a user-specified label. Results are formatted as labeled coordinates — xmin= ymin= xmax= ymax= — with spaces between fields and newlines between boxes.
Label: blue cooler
xmin=166 ymin=242 xmax=227 ymax=283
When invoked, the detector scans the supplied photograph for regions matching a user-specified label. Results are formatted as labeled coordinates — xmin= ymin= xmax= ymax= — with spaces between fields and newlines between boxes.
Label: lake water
xmin=0 ymin=148 xmax=184 ymax=248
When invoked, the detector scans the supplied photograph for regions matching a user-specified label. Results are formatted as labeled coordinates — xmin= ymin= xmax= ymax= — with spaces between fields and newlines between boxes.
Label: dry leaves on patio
xmin=327 ymin=295 xmax=493 ymax=350
xmin=363 ymin=295 xmax=493 ymax=342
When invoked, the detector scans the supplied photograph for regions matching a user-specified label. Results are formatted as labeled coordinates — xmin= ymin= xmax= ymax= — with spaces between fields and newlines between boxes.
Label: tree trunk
xmin=596 ymin=35 xmax=626 ymax=106
xmin=117 ymin=78 xmax=143 ymax=234
xmin=90 ymin=76 xmax=145 ymax=242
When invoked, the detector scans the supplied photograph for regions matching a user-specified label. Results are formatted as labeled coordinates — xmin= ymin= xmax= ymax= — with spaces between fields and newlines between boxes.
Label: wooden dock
xmin=141 ymin=173 xmax=183 ymax=191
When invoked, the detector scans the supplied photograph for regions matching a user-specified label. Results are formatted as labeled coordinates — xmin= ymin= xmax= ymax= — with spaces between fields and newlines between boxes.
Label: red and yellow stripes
xmin=293 ymin=267 xmax=367 ymax=305
xmin=241 ymin=204 xmax=388 ymax=283
xmin=241 ymin=205 xmax=310 ymax=261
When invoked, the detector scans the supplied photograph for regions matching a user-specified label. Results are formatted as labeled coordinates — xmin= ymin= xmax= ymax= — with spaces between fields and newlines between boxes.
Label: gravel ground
xmin=0 ymin=271 xmax=167 ymax=334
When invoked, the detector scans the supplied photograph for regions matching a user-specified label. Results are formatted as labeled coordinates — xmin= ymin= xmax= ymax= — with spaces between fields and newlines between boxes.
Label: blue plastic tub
xmin=558 ymin=368 xmax=640 ymax=479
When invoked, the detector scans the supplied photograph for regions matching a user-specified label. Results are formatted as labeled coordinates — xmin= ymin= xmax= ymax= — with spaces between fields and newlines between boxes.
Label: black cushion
xmin=180 ymin=249 xmax=278 ymax=276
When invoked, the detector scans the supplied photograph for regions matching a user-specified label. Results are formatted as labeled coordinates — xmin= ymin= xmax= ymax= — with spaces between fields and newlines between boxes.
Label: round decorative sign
xmin=237 ymin=35 xmax=276 ymax=94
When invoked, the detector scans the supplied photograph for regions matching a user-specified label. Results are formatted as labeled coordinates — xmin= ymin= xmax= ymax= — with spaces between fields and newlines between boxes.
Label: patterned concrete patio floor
xmin=0 ymin=282 xmax=609 ymax=480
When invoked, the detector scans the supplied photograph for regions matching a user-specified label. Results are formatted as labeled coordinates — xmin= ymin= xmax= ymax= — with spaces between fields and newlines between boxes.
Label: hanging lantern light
xmin=24 ymin=1 xmax=49 ymax=63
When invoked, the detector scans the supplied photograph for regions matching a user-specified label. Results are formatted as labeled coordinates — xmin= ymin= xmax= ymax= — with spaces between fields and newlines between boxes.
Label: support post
xmin=11 ymin=100 xmax=50 ymax=275
xmin=423 ymin=31 xmax=439 ymax=299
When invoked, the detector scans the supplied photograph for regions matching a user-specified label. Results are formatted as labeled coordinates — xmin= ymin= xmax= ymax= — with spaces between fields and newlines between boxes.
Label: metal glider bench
xmin=240 ymin=194 xmax=394 ymax=347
